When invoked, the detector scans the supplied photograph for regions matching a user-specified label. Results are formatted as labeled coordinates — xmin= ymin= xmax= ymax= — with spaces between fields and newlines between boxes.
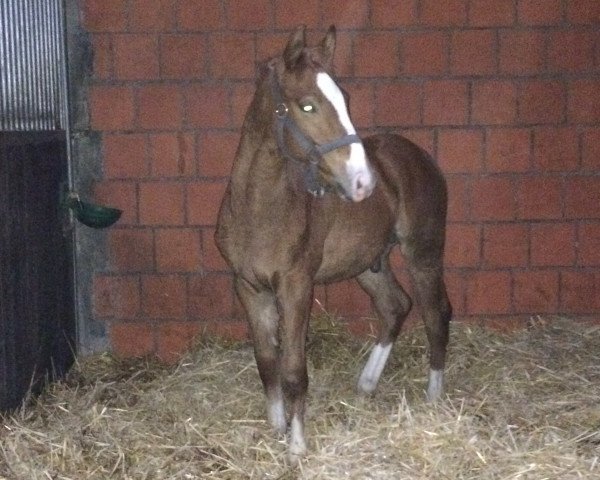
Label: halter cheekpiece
xmin=269 ymin=69 xmax=361 ymax=197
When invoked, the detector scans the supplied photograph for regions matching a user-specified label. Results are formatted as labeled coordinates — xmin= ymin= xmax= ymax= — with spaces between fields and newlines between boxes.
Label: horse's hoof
xmin=287 ymin=446 xmax=307 ymax=466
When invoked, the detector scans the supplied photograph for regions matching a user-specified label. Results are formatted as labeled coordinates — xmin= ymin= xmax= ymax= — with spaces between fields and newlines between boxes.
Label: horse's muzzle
xmin=350 ymin=170 xmax=376 ymax=202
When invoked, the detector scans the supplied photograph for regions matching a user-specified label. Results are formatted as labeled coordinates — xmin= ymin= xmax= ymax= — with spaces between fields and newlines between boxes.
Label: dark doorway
xmin=0 ymin=132 xmax=75 ymax=411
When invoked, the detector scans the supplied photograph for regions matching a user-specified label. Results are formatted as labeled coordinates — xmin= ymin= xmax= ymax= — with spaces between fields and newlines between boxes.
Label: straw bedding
xmin=1 ymin=315 xmax=599 ymax=479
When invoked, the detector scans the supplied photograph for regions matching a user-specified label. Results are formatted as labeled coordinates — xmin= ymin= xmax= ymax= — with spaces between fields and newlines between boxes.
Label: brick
xmin=579 ymin=223 xmax=600 ymax=266
xmin=141 ymin=275 xmax=187 ymax=318
xmin=533 ymin=127 xmax=579 ymax=172
xmin=91 ymin=34 xmax=113 ymax=80
xmin=256 ymin=33 xmax=291 ymax=62
xmin=275 ymin=0 xmax=319 ymax=28
xmin=561 ymin=271 xmax=600 ymax=313
xmin=149 ymin=133 xmax=196 ymax=177
xmin=482 ymin=224 xmax=528 ymax=267
xmin=565 ymin=177 xmax=600 ymax=218
xmin=531 ymin=223 xmax=576 ymax=266
xmin=354 ymin=33 xmax=400 ymax=78
xmin=548 ymin=30 xmax=596 ymax=73
xmin=372 ymin=0 xmax=417 ymax=27
xmin=155 ymin=228 xmax=202 ymax=272
xmin=161 ymin=34 xmax=207 ymax=79
xmin=89 ymin=86 xmax=135 ymax=131
xmin=139 ymin=182 xmax=185 ymax=225
xmin=137 ymin=85 xmax=183 ymax=130
xmin=423 ymin=80 xmax=468 ymax=126
xmin=485 ymin=128 xmax=531 ymax=173
xmin=420 ymin=0 xmax=468 ymax=26
xmin=401 ymin=32 xmax=449 ymax=76
xmin=186 ymin=84 xmax=231 ymax=128
xmin=568 ymin=80 xmax=600 ymax=123
xmin=93 ymin=181 xmax=138 ymax=225
xmin=108 ymin=229 xmax=154 ymax=271
xmin=582 ymin=128 xmax=600 ymax=170
xmin=345 ymin=82 xmax=374 ymax=129
xmin=209 ymin=33 xmax=255 ymax=79
xmin=444 ymin=224 xmax=481 ymax=267
xmin=437 ymin=129 xmax=483 ymax=173
xmin=202 ymin=228 xmax=230 ymax=272
xmin=514 ymin=271 xmax=559 ymax=313
xmin=518 ymin=80 xmax=566 ymax=125
xmin=94 ymin=275 xmax=140 ymax=318
xmin=470 ymin=0 xmax=515 ymax=26
xmin=156 ymin=322 xmax=202 ymax=363
xmin=472 ymin=81 xmax=517 ymax=125
xmin=374 ymin=83 xmax=421 ymax=127
xmin=446 ymin=176 xmax=469 ymax=221
xmin=226 ymin=0 xmax=272 ymax=30
xmin=177 ymin=0 xmax=224 ymax=31
xmin=321 ymin=0 xmax=370 ymax=28
xmin=516 ymin=176 xmax=562 ymax=220
xmin=471 ymin=177 xmax=515 ymax=221
xmin=189 ymin=274 xmax=234 ymax=318
xmin=186 ymin=181 xmax=228 ymax=226
xmin=450 ymin=29 xmax=496 ymax=75
xmin=199 ymin=131 xmax=238 ymax=177
xmin=231 ymin=82 xmax=255 ymax=128
xmin=114 ymin=34 xmax=159 ymax=80
xmin=466 ymin=271 xmax=512 ymax=315
xmin=326 ymin=280 xmax=372 ymax=318
xmin=130 ymin=0 xmax=175 ymax=31
xmin=517 ymin=0 xmax=563 ymax=25
xmin=566 ymin=0 xmax=600 ymax=24
xmin=83 ymin=0 xmax=127 ymax=32
xmin=499 ymin=31 xmax=545 ymax=75
xmin=109 ymin=323 xmax=154 ymax=359
xmin=103 ymin=134 xmax=148 ymax=179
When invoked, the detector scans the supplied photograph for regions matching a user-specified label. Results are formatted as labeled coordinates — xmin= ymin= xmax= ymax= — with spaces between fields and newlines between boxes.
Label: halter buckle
xmin=275 ymin=103 xmax=288 ymax=118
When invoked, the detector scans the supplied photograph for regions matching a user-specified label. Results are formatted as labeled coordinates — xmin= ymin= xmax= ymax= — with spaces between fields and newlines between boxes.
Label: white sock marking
xmin=315 ymin=72 xmax=374 ymax=193
xmin=357 ymin=343 xmax=393 ymax=394
xmin=288 ymin=415 xmax=307 ymax=459
xmin=268 ymin=394 xmax=286 ymax=434
xmin=427 ymin=369 xmax=444 ymax=401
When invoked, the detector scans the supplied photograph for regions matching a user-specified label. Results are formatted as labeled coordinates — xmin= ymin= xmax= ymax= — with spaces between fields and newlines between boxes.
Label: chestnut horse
xmin=215 ymin=26 xmax=452 ymax=461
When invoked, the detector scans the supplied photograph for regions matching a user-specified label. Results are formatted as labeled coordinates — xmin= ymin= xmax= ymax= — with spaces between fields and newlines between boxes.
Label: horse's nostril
xmin=356 ymin=178 xmax=364 ymax=191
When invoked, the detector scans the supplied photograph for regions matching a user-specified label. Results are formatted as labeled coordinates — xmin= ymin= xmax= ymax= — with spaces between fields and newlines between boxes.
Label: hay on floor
xmin=1 ymin=316 xmax=599 ymax=479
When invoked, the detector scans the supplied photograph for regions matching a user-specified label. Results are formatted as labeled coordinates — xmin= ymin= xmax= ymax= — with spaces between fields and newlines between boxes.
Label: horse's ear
xmin=320 ymin=25 xmax=336 ymax=67
xmin=283 ymin=25 xmax=306 ymax=70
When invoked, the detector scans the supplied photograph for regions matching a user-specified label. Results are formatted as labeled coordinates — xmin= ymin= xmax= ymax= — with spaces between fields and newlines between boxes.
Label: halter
xmin=269 ymin=69 xmax=362 ymax=197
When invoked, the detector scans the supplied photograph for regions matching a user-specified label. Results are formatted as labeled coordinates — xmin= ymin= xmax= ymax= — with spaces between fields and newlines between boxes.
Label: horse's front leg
xmin=277 ymin=271 xmax=313 ymax=462
xmin=234 ymin=277 xmax=286 ymax=434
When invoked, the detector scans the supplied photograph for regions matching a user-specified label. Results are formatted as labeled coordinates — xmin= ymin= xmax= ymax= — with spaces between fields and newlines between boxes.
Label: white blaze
xmin=315 ymin=72 xmax=373 ymax=190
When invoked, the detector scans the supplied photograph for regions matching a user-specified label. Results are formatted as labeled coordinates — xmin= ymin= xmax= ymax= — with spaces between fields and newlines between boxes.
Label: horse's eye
xmin=300 ymin=103 xmax=316 ymax=113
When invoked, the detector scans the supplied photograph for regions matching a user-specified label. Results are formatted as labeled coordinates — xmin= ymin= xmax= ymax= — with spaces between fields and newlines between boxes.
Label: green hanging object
xmin=65 ymin=193 xmax=122 ymax=229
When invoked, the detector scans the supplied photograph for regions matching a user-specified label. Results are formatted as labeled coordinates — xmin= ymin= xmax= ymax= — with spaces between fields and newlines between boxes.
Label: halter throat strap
xmin=269 ymin=69 xmax=361 ymax=197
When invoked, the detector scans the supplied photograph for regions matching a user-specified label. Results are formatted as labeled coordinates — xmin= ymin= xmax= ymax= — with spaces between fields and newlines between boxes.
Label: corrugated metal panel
xmin=0 ymin=0 xmax=67 ymax=131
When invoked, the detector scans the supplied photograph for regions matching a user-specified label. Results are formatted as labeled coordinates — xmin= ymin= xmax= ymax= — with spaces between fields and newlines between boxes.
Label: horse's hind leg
xmin=234 ymin=277 xmax=286 ymax=433
xmin=356 ymin=256 xmax=412 ymax=394
xmin=404 ymin=250 xmax=452 ymax=401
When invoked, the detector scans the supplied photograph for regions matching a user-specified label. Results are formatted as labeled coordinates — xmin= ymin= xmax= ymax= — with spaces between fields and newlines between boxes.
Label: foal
xmin=215 ymin=26 xmax=452 ymax=461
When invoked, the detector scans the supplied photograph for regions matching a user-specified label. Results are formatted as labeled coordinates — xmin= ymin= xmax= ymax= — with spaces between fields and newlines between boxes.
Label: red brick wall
xmin=82 ymin=0 xmax=600 ymax=361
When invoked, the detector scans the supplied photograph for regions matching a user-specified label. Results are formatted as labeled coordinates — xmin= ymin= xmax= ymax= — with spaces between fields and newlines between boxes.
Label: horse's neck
xmin=229 ymin=82 xmax=305 ymax=216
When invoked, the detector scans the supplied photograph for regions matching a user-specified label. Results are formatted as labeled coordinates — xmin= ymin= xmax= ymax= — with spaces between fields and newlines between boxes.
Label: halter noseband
xmin=269 ymin=69 xmax=361 ymax=197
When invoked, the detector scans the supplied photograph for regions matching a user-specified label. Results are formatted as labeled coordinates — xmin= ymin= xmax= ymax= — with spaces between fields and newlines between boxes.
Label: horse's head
xmin=269 ymin=26 xmax=376 ymax=203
